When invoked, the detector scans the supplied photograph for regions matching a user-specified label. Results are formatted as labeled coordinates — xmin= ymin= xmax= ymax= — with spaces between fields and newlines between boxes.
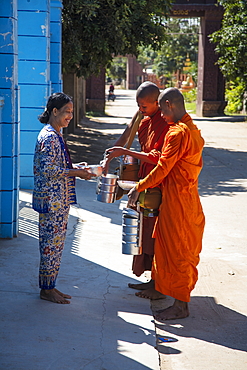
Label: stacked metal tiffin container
xmin=122 ymin=207 xmax=142 ymax=255
xmin=96 ymin=174 xmax=119 ymax=203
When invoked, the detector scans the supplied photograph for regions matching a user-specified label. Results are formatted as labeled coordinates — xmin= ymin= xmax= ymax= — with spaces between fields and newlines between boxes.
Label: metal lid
xmin=122 ymin=208 xmax=139 ymax=218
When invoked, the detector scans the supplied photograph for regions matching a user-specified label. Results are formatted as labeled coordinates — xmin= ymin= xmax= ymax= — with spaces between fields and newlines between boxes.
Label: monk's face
xmin=159 ymin=100 xmax=174 ymax=123
xmin=137 ymin=97 xmax=159 ymax=117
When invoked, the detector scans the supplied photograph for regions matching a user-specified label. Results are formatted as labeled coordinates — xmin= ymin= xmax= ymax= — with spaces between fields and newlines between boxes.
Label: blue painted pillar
xmin=50 ymin=0 xmax=63 ymax=93
xmin=18 ymin=0 xmax=51 ymax=189
xmin=0 ymin=0 xmax=20 ymax=238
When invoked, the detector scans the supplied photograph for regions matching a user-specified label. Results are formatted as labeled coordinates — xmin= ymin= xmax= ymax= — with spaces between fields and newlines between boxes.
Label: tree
xmin=210 ymin=0 xmax=247 ymax=89
xmin=62 ymin=0 xmax=172 ymax=78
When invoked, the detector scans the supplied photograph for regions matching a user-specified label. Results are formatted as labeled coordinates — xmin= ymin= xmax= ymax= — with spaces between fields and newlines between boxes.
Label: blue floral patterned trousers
xmin=39 ymin=207 xmax=70 ymax=290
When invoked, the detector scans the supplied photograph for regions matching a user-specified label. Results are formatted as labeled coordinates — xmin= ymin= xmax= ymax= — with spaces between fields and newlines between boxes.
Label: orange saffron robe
xmin=132 ymin=109 xmax=169 ymax=276
xmin=136 ymin=113 xmax=205 ymax=302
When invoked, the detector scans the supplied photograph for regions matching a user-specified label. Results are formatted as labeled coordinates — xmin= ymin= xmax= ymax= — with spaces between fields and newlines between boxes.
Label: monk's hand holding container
xmin=127 ymin=186 xmax=139 ymax=208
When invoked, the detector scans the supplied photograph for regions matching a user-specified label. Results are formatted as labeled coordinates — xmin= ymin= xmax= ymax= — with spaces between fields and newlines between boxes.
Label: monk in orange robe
xmin=105 ymin=82 xmax=168 ymax=290
xmin=128 ymin=87 xmax=205 ymax=320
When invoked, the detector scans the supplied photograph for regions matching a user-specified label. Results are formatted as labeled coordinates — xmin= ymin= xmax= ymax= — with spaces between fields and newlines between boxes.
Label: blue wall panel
xmin=50 ymin=42 xmax=61 ymax=63
xmin=0 ymin=191 xmax=14 ymax=223
xmin=19 ymin=176 xmax=34 ymax=190
xmin=0 ymin=223 xmax=14 ymax=238
xmin=0 ymin=54 xmax=17 ymax=89
xmin=18 ymin=36 xmax=49 ymax=61
xmin=0 ymin=55 xmax=17 ymax=89
xmin=0 ymin=87 xmax=19 ymax=123
xmin=20 ymin=84 xmax=49 ymax=109
xmin=0 ymin=18 xmax=17 ymax=54
xmin=51 ymin=83 xmax=62 ymax=94
xmin=1 ymin=157 xmax=14 ymax=190
xmin=1 ymin=123 xmax=14 ymax=157
xmin=17 ymin=0 xmax=49 ymax=12
xmin=20 ymin=108 xmax=44 ymax=131
xmin=18 ymin=1 xmax=50 ymax=190
xmin=0 ymin=2 xmax=17 ymax=18
xmin=0 ymin=90 xmax=12 ymax=122
xmin=18 ymin=11 xmax=49 ymax=37
xmin=50 ymin=0 xmax=63 ymax=93
xmin=20 ymin=154 xmax=34 ymax=177
xmin=0 ymin=0 xmax=19 ymax=238
xmin=50 ymin=63 xmax=61 ymax=78
xmin=20 ymin=131 xmax=39 ymax=154
xmin=19 ymin=61 xmax=49 ymax=84
xmin=50 ymin=21 xmax=61 ymax=38
xmin=50 ymin=3 xmax=62 ymax=20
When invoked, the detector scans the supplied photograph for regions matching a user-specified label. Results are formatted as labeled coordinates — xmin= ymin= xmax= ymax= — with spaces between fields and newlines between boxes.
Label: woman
xmin=33 ymin=92 xmax=94 ymax=304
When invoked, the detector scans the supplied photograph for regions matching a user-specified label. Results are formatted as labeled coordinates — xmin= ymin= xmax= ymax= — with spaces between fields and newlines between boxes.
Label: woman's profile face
xmin=53 ymin=102 xmax=73 ymax=129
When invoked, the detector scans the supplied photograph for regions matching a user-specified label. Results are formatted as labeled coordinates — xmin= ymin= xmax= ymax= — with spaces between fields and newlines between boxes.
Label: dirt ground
xmin=65 ymin=118 xmax=112 ymax=163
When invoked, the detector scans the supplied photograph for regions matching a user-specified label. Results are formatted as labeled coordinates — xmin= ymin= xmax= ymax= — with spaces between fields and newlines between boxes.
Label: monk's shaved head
xmin=158 ymin=87 xmax=185 ymax=108
xmin=136 ymin=81 xmax=160 ymax=102
xmin=158 ymin=87 xmax=186 ymax=123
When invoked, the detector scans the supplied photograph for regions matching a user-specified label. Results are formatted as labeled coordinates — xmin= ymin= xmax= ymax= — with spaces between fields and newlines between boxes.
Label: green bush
xmin=182 ymin=88 xmax=197 ymax=103
xmin=225 ymin=80 xmax=245 ymax=114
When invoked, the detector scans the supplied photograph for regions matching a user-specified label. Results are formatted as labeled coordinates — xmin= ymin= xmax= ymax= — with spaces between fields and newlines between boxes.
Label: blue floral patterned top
xmin=32 ymin=124 xmax=76 ymax=213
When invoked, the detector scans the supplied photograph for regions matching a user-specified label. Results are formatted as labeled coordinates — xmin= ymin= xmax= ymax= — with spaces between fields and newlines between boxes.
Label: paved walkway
xmin=1 ymin=89 xmax=247 ymax=369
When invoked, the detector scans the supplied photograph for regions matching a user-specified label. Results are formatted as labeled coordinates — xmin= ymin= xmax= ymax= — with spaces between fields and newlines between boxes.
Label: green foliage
xmin=185 ymin=101 xmax=196 ymax=115
xmin=137 ymin=45 xmax=158 ymax=69
xmin=62 ymin=0 xmax=172 ymax=78
xmin=182 ymin=88 xmax=197 ymax=103
xmin=210 ymin=0 xmax=247 ymax=90
xmin=152 ymin=18 xmax=199 ymax=76
xmin=137 ymin=18 xmax=199 ymax=82
xmin=225 ymin=79 xmax=245 ymax=114
xmin=106 ymin=57 xmax=127 ymax=84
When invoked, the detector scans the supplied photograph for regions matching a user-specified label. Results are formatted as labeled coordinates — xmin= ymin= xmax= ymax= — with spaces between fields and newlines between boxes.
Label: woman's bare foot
xmin=40 ymin=289 xmax=70 ymax=304
xmin=128 ymin=279 xmax=154 ymax=290
xmin=155 ymin=300 xmax=189 ymax=321
xmin=54 ymin=288 xmax=71 ymax=299
xmin=135 ymin=287 xmax=166 ymax=300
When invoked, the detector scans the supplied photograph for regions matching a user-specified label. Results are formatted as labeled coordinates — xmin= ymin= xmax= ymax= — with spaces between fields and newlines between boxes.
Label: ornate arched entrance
xmin=127 ymin=0 xmax=225 ymax=117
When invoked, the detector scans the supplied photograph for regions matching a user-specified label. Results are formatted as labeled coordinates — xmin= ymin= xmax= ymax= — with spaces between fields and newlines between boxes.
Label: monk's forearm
xmin=124 ymin=149 xmax=155 ymax=164
xmin=136 ymin=164 xmax=165 ymax=192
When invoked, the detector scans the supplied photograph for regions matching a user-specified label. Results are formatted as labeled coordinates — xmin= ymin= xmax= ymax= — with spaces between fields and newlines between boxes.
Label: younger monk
xmin=128 ymin=87 xmax=205 ymax=320
xmin=104 ymin=82 xmax=168 ymax=295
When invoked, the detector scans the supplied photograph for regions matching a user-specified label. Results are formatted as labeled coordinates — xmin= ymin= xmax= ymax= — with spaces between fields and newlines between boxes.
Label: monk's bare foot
xmin=135 ymin=287 xmax=166 ymax=300
xmin=155 ymin=300 xmax=189 ymax=321
xmin=128 ymin=279 xmax=154 ymax=290
xmin=40 ymin=289 xmax=70 ymax=304
xmin=54 ymin=288 xmax=71 ymax=299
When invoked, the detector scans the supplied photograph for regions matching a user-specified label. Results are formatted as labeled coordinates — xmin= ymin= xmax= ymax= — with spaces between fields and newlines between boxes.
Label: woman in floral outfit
xmin=33 ymin=93 xmax=94 ymax=304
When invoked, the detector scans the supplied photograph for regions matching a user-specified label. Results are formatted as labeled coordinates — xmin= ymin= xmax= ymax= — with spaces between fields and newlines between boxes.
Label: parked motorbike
xmin=108 ymin=91 xmax=116 ymax=101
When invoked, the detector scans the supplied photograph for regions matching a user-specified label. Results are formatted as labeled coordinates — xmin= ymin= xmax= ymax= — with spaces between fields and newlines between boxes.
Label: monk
xmin=128 ymin=87 xmax=205 ymax=320
xmin=104 ymin=82 xmax=168 ymax=295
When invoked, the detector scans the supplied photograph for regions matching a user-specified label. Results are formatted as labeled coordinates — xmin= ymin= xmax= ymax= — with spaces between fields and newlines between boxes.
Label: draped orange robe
xmin=132 ymin=109 xmax=169 ymax=276
xmin=136 ymin=113 xmax=205 ymax=302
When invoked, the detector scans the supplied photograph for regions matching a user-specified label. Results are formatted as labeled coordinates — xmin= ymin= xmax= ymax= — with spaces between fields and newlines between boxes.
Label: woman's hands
xmin=69 ymin=163 xmax=96 ymax=180
xmin=76 ymin=168 xmax=96 ymax=180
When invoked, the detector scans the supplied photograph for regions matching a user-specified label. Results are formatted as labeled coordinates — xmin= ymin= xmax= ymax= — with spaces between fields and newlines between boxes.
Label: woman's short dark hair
xmin=39 ymin=92 xmax=73 ymax=124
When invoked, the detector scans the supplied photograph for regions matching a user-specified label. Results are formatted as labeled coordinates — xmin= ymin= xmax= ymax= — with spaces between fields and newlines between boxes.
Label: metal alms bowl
xmin=117 ymin=180 xmax=137 ymax=191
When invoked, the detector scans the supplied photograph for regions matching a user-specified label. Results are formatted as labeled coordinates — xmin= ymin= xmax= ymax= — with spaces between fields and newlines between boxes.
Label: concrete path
xmin=1 ymin=88 xmax=247 ymax=369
